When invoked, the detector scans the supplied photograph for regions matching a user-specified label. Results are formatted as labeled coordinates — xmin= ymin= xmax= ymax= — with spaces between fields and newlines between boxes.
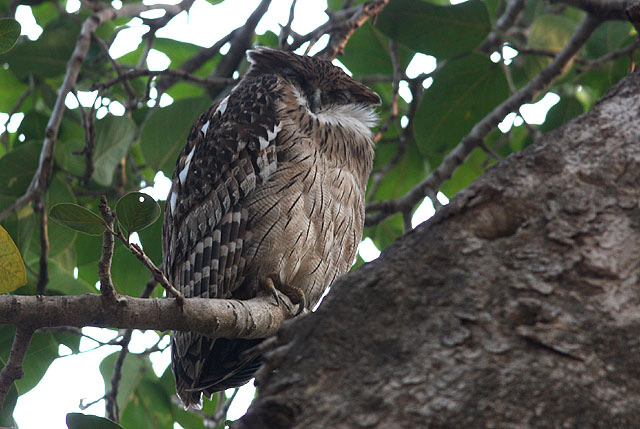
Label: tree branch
xmin=549 ymin=0 xmax=631 ymax=20
xmin=90 ymin=68 xmax=236 ymax=93
xmin=317 ymin=0 xmax=389 ymax=60
xmin=0 ymin=295 xmax=292 ymax=339
xmin=365 ymin=13 xmax=602 ymax=226
xmin=0 ymin=327 xmax=35 ymax=408
xmin=206 ymin=0 xmax=272 ymax=99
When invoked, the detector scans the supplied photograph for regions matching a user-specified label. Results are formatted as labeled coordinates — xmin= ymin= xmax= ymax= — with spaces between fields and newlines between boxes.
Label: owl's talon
xmin=293 ymin=293 xmax=306 ymax=317
xmin=265 ymin=277 xmax=280 ymax=306
xmin=264 ymin=276 xmax=306 ymax=316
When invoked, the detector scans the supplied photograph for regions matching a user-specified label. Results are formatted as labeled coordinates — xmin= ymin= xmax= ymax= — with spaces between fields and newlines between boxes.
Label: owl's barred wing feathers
xmin=163 ymin=74 xmax=284 ymax=407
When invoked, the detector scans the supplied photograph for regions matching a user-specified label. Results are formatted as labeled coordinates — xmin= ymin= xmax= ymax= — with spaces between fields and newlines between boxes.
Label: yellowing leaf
xmin=0 ymin=224 xmax=27 ymax=293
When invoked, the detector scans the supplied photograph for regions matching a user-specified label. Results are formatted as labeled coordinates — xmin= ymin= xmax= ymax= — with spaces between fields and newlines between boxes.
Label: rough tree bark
xmin=237 ymin=70 xmax=640 ymax=428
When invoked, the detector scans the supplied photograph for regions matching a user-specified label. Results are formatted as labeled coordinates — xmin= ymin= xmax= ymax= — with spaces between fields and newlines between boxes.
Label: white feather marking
xmin=179 ymin=145 xmax=196 ymax=185
xmin=169 ymin=191 xmax=177 ymax=214
xmin=200 ymin=120 xmax=210 ymax=135
xmin=216 ymin=96 xmax=229 ymax=115
xmin=290 ymin=86 xmax=308 ymax=108
xmin=267 ymin=124 xmax=281 ymax=142
xmin=258 ymin=123 xmax=281 ymax=151
xmin=315 ymin=104 xmax=378 ymax=137
xmin=258 ymin=136 xmax=269 ymax=150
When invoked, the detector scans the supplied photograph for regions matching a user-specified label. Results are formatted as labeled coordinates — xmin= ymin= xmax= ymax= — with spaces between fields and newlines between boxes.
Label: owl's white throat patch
xmin=291 ymin=86 xmax=377 ymax=136
xmin=315 ymin=104 xmax=378 ymax=137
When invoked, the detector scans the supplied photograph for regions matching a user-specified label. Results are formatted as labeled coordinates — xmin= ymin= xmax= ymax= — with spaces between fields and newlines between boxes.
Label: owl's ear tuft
xmin=246 ymin=47 xmax=282 ymax=66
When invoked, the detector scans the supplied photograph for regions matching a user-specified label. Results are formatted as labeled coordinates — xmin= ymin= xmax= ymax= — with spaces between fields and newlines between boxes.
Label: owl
xmin=162 ymin=47 xmax=380 ymax=408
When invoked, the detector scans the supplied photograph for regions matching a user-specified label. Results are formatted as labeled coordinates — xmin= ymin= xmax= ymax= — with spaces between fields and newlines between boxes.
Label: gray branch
xmin=0 ymin=294 xmax=293 ymax=339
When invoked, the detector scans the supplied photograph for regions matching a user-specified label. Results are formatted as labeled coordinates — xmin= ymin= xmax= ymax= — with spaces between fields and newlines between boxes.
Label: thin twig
xmin=366 ymin=14 xmax=602 ymax=226
xmin=94 ymin=272 xmax=160 ymax=419
xmin=206 ymin=0 xmax=272 ymax=99
xmin=212 ymin=388 xmax=240 ymax=426
xmin=73 ymin=89 xmax=99 ymax=185
xmin=91 ymin=34 xmax=137 ymax=110
xmin=279 ymin=0 xmax=298 ymax=49
xmin=367 ymin=76 xmax=423 ymax=201
xmin=90 ymin=68 xmax=237 ymax=93
xmin=35 ymin=196 xmax=49 ymax=296
xmin=113 ymin=227 xmax=184 ymax=302
xmin=479 ymin=0 xmax=526 ymax=53
xmin=79 ymin=394 xmax=105 ymax=410
xmin=155 ymin=31 xmax=236 ymax=95
xmin=317 ymin=0 xmax=389 ymax=60
xmin=98 ymin=196 xmax=119 ymax=303
xmin=0 ymin=326 xmax=35 ymax=407
xmin=576 ymin=38 xmax=640 ymax=72
xmin=105 ymin=329 xmax=132 ymax=422
xmin=373 ymin=40 xmax=401 ymax=143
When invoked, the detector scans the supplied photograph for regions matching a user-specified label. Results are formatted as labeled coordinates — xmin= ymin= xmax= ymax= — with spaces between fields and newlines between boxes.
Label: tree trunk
xmin=237 ymin=70 xmax=640 ymax=428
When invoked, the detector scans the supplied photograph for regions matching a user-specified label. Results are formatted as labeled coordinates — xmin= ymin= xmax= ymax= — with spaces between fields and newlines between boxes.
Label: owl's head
xmin=246 ymin=47 xmax=381 ymax=113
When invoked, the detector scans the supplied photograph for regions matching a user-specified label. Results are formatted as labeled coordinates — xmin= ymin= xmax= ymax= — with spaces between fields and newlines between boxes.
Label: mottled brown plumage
xmin=163 ymin=47 xmax=380 ymax=408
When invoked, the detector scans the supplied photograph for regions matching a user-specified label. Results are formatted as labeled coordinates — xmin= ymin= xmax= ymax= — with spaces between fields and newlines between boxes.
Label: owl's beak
xmin=350 ymin=81 xmax=382 ymax=106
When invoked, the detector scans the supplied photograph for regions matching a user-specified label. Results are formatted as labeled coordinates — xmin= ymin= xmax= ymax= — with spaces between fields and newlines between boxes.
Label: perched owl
xmin=163 ymin=47 xmax=380 ymax=408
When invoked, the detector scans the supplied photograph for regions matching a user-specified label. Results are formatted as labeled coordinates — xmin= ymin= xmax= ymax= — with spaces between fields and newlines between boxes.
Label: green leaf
xmin=44 ymin=257 xmax=95 ymax=295
xmin=341 ymin=22 xmax=413 ymax=77
xmin=0 ymin=16 xmax=80 ymax=79
xmin=584 ymin=21 xmax=632 ymax=59
xmin=1 ymin=208 xmax=35 ymax=257
xmin=0 ymin=327 xmax=59 ymax=394
xmin=0 ymin=224 xmax=26 ymax=293
xmin=115 ymin=192 xmax=161 ymax=236
xmin=110 ymin=243 xmax=152 ymax=296
xmin=540 ymin=95 xmax=584 ymax=134
xmin=0 ymin=18 xmax=20 ymax=54
xmin=92 ymin=115 xmax=137 ymax=186
xmin=36 ymin=175 xmax=78 ymax=257
xmin=137 ymin=201 xmax=164 ymax=265
xmin=528 ymin=14 xmax=576 ymax=53
xmin=49 ymin=203 xmax=107 ymax=236
xmin=365 ymin=213 xmax=404 ymax=251
xmin=0 ymin=68 xmax=28 ymax=112
xmin=120 ymin=378 xmax=173 ymax=429
xmin=100 ymin=352 xmax=153 ymax=415
xmin=414 ymin=54 xmax=509 ymax=165
xmin=376 ymin=0 xmax=490 ymax=59
xmin=370 ymin=140 xmax=428 ymax=201
xmin=440 ymin=146 xmax=490 ymax=197
xmin=0 ymin=141 xmax=41 ymax=212
xmin=140 ymin=97 xmax=211 ymax=176
xmin=66 ymin=413 xmax=124 ymax=429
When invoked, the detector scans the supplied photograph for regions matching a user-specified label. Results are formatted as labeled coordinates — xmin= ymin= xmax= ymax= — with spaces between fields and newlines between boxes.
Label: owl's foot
xmin=265 ymin=276 xmax=306 ymax=317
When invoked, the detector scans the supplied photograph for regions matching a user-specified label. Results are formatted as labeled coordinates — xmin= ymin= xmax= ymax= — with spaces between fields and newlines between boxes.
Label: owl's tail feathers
xmin=176 ymin=386 xmax=203 ymax=410
xmin=172 ymin=335 xmax=264 ymax=409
